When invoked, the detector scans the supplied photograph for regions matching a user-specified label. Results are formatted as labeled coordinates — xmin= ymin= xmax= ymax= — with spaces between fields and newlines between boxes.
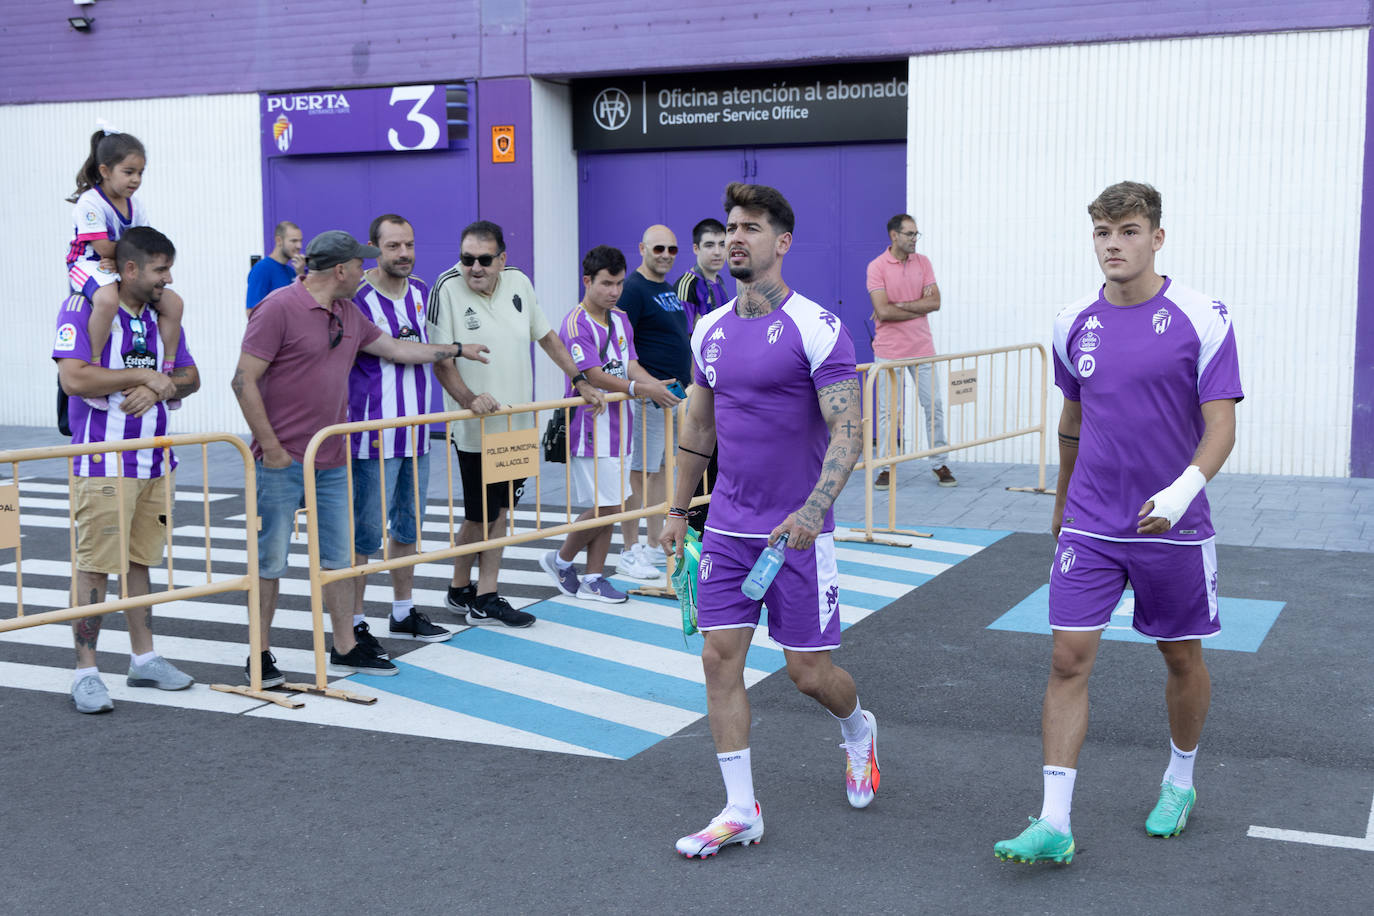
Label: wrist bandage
xmin=1146 ymin=465 xmax=1206 ymax=528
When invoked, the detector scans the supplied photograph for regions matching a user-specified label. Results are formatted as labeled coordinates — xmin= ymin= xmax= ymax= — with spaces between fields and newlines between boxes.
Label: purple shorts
xmin=696 ymin=530 xmax=842 ymax=651
xmin=1049 ymin=530 xmax=1221 ymax=641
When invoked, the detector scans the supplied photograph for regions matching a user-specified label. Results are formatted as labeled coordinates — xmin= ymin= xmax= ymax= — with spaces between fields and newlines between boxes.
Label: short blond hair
xmin=1088 ymin=181 xmax=1162 ymax=229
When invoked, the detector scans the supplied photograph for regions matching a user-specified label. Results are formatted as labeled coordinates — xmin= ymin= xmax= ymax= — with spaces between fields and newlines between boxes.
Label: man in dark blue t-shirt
xmin=616 ymin=223 xmax=688 ymax=570
xmin=245 ymin=220 xmax=304 ymax=315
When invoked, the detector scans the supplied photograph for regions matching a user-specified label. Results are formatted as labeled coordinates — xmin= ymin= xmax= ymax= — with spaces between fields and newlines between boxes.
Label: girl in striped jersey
xmin=66 ymin=127 xmax=183 ymax=409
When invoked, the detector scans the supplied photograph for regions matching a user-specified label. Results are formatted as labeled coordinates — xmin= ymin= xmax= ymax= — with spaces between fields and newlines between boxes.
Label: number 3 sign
xmin=261 ymin=84 xmax=450 ymax=158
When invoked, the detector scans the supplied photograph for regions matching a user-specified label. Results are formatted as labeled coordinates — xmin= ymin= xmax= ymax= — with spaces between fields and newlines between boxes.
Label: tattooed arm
xmin=768 ymin=377 xmax=862 ymax=551
xmin=231 ymin=352 xmax=292 ymax=468
xmin=1052 ymin=399 xmax=1082 ymax=539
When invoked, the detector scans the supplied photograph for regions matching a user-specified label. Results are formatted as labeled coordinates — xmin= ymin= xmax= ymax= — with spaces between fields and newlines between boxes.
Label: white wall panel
xmin=908 ymin=29 xmax=1367 ymax=476
xmin=531 ymin=79 xmax=581 ymax=403
xmin=1 ymin=94 xmax=262 ymax=437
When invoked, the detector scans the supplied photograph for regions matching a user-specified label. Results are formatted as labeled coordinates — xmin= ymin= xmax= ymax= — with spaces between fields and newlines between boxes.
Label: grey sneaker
xmin=540 ymin=550 xmax=581 ymax=596
xmin=72 ymin=673 xmax=114 ymax=714
xmin=127 ymin=655 xmax=194 ymax=690
xmin=577 ymin=575 xmax=628 ymax=604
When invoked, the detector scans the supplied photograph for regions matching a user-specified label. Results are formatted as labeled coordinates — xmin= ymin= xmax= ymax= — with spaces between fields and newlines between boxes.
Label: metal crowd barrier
xmin=846 ymin=343 xmax=1049 ymax=546
xmin=297 ymin=393 xmax=705 ymax=699
xmin=0 ymin=433 xmax=292 ymax=707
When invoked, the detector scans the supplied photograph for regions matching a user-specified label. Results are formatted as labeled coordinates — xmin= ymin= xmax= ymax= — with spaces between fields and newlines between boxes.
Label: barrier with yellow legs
xmin=842 ymin=343 xmax=1049 ymax=547
xmin=0 ymin=433 xmax=297 ymax=709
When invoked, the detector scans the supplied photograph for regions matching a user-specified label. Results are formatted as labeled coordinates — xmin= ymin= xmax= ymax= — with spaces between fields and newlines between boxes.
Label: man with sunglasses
xmin=53 ymin=226 xmax=200 ymax=714
xmin=616 ymin=224 xmax=689 ymax=576
xmin=866 ymin=213 xmax=956 ymax=489
xmin=233 ymin=230 xmax=490 ymax=685
xmin=427 ymin=220 xmax=604 ymax=627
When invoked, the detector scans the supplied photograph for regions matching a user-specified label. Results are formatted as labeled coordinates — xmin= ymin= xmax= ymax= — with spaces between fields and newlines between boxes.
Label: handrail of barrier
xmin=844 ymin=342 xmax=1049 ymax=546
xmin=295 ymin=392 xmax=702 ymax=700
xmin=0 ymin=432 xmax=294 ymax=708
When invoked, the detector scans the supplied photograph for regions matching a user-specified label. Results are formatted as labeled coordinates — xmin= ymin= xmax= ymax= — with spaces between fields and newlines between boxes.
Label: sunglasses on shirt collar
xmin=328 ymin=310 xmax=344 ymax=349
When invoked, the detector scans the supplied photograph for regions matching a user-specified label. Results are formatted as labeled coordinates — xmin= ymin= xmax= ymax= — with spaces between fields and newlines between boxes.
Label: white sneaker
xmin=614 ymin=549 xmax=660 ymax=580
xmin=641 ymin=543 xmax=668 ymax=566
xmin=676 ymin=803 xmax=764 ymax=858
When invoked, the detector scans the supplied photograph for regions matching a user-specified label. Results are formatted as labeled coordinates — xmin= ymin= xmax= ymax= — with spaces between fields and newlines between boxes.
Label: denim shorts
xmin=256 ymin=460 xmax=350 ymax=579
xmin=352 ymin=450 xmax=430 ymax=555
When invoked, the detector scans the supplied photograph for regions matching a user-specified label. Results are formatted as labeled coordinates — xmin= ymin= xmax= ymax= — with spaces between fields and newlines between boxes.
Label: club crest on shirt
xmin=1079 ymin=331 xmax=1100 ymax=352
xmin=766 ymin=320 xmax=784 ymax=344
xmin=705 ymin=342 xmax=721 ymax=363
xmin=512 ymin=294 xmax=523 ymax=313
xmin=699 ymin=554 xmax=712 ymax=581
xmin=1152 ymin=308 xmax=1171 ymax=335
xmin=1059 ymin=547 xmax=1076 ymax=574
xmin=464 ymin=307 xmax=480 ymax=330
xmin=55 ymin=323 xmax=77 ymax=352
xmin=1083 ymin=315 xmax=1104 ymax=330
xmin=1076 ymin=354 xmax=1095 ymax=378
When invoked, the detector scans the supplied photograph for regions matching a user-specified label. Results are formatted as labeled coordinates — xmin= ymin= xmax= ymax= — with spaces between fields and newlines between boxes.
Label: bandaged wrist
xmin=1147 ymin=465 xmax=1206 ymax=528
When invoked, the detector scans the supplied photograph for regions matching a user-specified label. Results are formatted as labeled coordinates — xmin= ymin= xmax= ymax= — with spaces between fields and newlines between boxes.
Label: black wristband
xmin=451 ymin=341 xmax=463 ymax=359
xmin=680 ymin=445 xmax=711 ymax=460
xmin=570 ymin=371 xmax=588 ymax=386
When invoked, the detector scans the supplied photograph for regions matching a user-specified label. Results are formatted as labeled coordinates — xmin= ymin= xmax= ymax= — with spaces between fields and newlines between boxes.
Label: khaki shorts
xmin=72 ymin=475 xmax=172 ymax=574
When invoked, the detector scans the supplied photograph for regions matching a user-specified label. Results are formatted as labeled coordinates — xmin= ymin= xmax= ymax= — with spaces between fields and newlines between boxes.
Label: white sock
xmin=1039 ymin=765 xmax=1077 ymax=833
xmin=834 ymin=700 xmax=868 ymax=744
xmin=352 ymin=613 xmax=365 ymax=627
xmin=391 ymin=599 xmax=414 ymax=623
xmin=130 ymin=650 xmax=157 ymax=667
xmin=1163 ymin=740 xmax=1197 ymax=789
xmin=717 ymin=748 xmax=755 ymax=814
xmin=555 ymin=554 xmax=574 ymax=570
xmin=582 ymin=573 xmax=602 ymax=584
xmin=72 ymin=665 xmax=99 ymax=685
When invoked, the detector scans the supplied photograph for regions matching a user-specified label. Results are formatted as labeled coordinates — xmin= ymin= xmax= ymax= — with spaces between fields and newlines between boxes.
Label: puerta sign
xmin=261 ymin=84 xmax=447 ymax=158
xmin=572 ymin=61 xmax=907 ymax=151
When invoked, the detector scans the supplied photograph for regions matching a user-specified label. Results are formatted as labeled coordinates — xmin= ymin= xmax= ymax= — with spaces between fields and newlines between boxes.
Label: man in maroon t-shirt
xmin=232 ymin=230 xmax=489 ymax=684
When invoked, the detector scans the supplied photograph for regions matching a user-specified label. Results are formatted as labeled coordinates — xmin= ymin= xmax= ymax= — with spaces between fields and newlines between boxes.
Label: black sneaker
xmin=389 ymin=609 xmax=453 ymax=643
xmin=244 ymin=650 xmax=286 ymax=688
xmin=446 ymin=584 xmax=476 ymax=616
xmin=353 ymin=621 xmax=389 ymax=659
xmin=329 ymin=645 xmax=398 ymax=676
xmin=466 ymin=593 xmax=536 ymax=628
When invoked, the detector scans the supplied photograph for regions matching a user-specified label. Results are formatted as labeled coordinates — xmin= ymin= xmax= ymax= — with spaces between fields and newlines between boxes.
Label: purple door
xmin=577 ymin=142 xmax=904 ymax=364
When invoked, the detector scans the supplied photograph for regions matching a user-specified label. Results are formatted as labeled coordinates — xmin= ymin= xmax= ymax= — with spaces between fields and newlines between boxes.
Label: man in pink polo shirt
xmin=866 ymin=213 xmax=955 ymax=488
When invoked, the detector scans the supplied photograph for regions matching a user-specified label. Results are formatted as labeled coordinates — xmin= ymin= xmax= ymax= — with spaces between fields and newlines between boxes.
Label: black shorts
xmin=455 ymin=445 xmax=526 ymax=524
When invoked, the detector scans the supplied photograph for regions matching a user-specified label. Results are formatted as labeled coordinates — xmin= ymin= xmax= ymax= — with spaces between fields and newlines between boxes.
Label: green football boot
xmin=993 ymin=817 xmax=1075 ymax=864
xmin=1145 ymin=781 xmax=1196 ymax=837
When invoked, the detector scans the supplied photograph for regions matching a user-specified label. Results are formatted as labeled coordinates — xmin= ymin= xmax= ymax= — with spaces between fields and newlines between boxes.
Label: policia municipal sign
xmin=572 ymin=61 xmax=907 ymax=151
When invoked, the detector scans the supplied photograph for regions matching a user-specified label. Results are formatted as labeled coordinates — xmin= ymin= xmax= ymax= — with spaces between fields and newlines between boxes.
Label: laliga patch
xmin=54 ymin=323 xmax=78 ymax=352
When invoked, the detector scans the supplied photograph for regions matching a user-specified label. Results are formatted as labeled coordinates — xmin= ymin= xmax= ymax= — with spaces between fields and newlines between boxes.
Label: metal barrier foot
xmin=210 ymin=683 xmax=305 ymax=709
xmin=628 ymin=585 xmax=677 ymax=599
xmin=836 ymin=526 xmax=932 ymax=546
xmin=1006 ymin=485 xmax=1057 ymax=495
xmin=281 ymin=681 xmax=379 ymax=705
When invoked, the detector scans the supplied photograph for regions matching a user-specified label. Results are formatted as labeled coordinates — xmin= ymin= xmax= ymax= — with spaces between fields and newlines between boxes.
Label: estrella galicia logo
xmin=699 ymin=553 xmax=712 ymax=582
xmin=1079 ymin=331 xmax=1100 ymax=352
xmin=273 ymin=114 xmax=293 ymax=152
xmin=593 ymin=88 xmax=631 ymax=131
xmin=705 ymin=342 xmax=721 ymax=363
xmin=1076 ymin=354 xmax=1095 ymax=378
xmin=1152 ymin=308 xmax=1172 ymax=335
xmin=1059 ymin=547 xmax=1076 ymax=574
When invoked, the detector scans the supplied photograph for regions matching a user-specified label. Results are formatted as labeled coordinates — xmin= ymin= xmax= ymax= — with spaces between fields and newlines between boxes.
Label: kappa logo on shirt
xmin=818 ymin=311 xmax=838 ymax=331
xmin=54 ymin=323 xmax=78 ymax=352
xmin=766 ymin=320 xmax=784 ymax=344
xmin=1211 ymin=300 xmax=1229 ymax=322
xmin=1152 ymin=308 xmax=1171 ymax=335
xmin=709 ymin=327 xmax=727 ymax=341
xmin=1076 ymin=354 xmax=1095 ymax=378
xmin=1083 ymin=315 xmax=1104 ymax=330
xmin=1059 ymin=547 xmax=1076 ymax=574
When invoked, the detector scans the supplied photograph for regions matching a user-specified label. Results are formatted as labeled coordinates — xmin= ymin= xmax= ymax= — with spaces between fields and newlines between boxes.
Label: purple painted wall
xmin=474 ymin=79 xmax=535 ymax=280
xmin=2 ymin=1 xmax=1364 ymax=103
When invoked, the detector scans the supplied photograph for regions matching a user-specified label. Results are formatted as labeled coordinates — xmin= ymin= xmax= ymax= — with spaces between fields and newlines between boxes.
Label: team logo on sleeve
xmin=570 ymin=343 xmax=585 ymax=362
xmin=1152 ymin=308 xmax=1172 ymax=335
xmin=1079 ymin=331 xmax=1100 ymax=352
xmin=55 ymin=323 xmax=77 ymax=351
xmin=767 ymin=320 xmax=784 ymax=344
xmin=1076 ymin=354 xmax=1095 ymax=378
xmin=1058 ymin=547 xmax=1076 ymax=574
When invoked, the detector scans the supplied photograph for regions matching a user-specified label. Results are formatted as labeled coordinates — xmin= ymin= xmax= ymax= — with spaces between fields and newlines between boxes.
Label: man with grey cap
xmin=232 ymin=230 xmax=491 ymax=683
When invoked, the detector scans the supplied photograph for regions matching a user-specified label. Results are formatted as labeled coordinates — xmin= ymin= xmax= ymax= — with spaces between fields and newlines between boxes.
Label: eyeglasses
xmin=897 ymin=230 xmax=921 ymax=240
xmin=328 ymin=310 xmax=344 ymax=349
xmin=651 ymin=245 xmax=679 ymax=255
xmin=460 ymin=253 xmax=499 ymax=267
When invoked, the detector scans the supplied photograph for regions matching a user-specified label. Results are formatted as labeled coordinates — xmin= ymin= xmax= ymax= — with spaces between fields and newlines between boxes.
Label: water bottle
xmin=742 ymin=534 xmax=789 ymax=600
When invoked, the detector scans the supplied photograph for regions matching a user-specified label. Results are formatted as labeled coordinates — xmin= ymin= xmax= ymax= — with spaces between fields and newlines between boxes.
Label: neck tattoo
xmin=734 ymin=278 xmax=788 ymax=318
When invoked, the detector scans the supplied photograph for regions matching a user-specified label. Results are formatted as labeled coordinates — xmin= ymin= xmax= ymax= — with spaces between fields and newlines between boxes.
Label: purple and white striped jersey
xmin=51 ymin=293 xmax=194 ymax=478
xmin=349 ymin=277 xmax=433 ymax=459
xmin=691 ymin=291 xmax=857 ymax=538
xmin=66 ymin=187 xmax=148 ymax=292
xmin=1053 ymin=278 xmax=1244 ymax=544
xmin=560 ymin=305 xmax=637 ymax=458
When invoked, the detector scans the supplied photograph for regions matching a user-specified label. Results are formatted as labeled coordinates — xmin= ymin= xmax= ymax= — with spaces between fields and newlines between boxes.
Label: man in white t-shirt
xmin=426 ymin=220 xmax=604 ymax=627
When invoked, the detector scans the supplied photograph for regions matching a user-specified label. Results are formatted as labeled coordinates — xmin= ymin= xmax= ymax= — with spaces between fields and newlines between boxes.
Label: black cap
xmin=304 ymin=230 xmax=380 ymax=270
